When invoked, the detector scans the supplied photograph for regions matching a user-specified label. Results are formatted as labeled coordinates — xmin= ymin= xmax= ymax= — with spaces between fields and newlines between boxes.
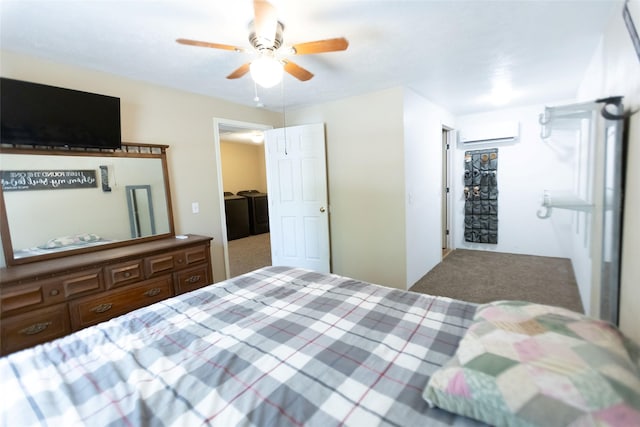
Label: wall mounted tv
xmin=1 ymin=78 xmax=121 ymax=149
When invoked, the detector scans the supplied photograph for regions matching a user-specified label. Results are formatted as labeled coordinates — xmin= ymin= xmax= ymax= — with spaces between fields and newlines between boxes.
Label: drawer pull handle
xmin=124 ymin=272 xmax=131 ymax=278
xmin=49 ymin=289 xmax=60 ymax=296
xmin=20 ymin=322 xmax=52 ymax=335
xmin=145 ymin=288 xmax=162 ymax=297
xmin=177 ymin=259 xmax=184 ymax=264
xmin=186 ymin=275 xmax=201 ymax=284
xmin=91 ymin=303 xmax=113 ymax=313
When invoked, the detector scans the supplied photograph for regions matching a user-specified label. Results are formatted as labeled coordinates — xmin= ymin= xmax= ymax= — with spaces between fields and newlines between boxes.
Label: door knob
xmin=319 ymin=207 xmax=326 ymax=213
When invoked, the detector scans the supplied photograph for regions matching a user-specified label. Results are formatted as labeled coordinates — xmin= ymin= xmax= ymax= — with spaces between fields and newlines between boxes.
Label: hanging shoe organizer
xmin=464 ymin=148 xmax=498 ymax=244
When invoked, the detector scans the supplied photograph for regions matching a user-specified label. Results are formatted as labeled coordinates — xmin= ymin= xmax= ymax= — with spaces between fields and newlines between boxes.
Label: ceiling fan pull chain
xmin=253 ymin=81 xmax=263 ymax=108
xmin=281 ymin=78 xmax=288 ymax=156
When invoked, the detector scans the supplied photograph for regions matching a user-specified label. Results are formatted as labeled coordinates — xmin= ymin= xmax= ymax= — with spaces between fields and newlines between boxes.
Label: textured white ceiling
xmin=0 ymin=0 xmax=622 ymax=114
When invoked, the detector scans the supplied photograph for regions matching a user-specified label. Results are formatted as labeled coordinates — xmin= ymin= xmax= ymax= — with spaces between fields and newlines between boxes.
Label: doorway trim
xmin=442 ymin=125 xmax=454 ymax=256
xmin=213 ymin=118 xmax=273 ymax=280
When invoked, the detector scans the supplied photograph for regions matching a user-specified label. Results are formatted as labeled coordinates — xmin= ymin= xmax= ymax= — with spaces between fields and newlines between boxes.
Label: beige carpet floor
xmin=228 ymin=239 xmax=583 ymax=313
xmin=409 ymin=249 xmax=583 ymax=313
xmin=228 ymin=233 xmax=271 ymax=277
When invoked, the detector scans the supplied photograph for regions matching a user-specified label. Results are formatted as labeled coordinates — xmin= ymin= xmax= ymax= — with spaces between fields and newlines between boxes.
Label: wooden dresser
xmin=0 ymin=234 xmax=213 ymax=355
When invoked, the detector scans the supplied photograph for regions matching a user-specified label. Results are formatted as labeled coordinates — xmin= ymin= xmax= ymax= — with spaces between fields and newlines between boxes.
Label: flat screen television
xmin=1 ymin=78 xmax=121 ymax=149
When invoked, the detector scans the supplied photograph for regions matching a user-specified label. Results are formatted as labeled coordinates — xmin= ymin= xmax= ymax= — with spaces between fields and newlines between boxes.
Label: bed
xmin=1 ymin=266 xmax=638 ymax=427
xmin=12 ymin=233 xmax=112 ymax=259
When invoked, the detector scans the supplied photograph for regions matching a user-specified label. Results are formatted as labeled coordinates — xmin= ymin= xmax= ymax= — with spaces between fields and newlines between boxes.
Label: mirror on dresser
xmin=0 ymin=143 xmax=175 ymax=266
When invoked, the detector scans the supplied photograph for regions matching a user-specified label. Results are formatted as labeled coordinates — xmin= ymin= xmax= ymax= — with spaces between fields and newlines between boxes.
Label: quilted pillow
xmin=423 ymin=301 xmax=640 ymax=427
xmin=39 ymin=233 xmax=102 ymax=249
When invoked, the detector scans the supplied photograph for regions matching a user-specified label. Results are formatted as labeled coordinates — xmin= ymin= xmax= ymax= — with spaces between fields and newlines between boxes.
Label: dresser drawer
xmin=174 ymin=264 xmax=211 ymax=295
xmin=184 ymin=245 xmax=208 ymax=266
xmin=0 ymin=270 xmax=97 ymax=316
xmin=69 ymin=276 xmax=172 ymax=330
xmin=1 ymin=303 xmax=71 ymax=355
xmin=105 ymin=259 xmax=143 ymax=289
xmin=145 ymin=244 xmax=209 ymax=277
xmin=145 ymin=252 xmax=181 ymax=277
xmin=59 ymin=268 xmax=104 ymax=298
xmin=1 ymin=283 xmax=49 ymax=315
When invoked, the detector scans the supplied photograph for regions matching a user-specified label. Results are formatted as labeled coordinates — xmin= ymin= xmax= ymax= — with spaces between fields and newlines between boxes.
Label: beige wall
xmin=286 ymin=87 xmax=457 ymax=290
xmin=286 ymin=88 xmax=408 ymax=289
xmin=403 ymin=89 xmax=455 ymax=288
xmin=577 ymin=5 xmax=640 ymax=343
xmin=220 ymin=141 xmax=267 ymax=195
xmin=0 ymin=50 xmax=281 ymax=280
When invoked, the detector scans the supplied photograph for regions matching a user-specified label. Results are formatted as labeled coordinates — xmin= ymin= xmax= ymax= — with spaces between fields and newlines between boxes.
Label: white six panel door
xmin=264 ymin=123 xmax=330 ymax=273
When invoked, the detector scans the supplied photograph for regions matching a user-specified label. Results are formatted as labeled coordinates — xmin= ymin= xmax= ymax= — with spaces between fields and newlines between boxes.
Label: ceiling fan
xmin=176 ymin=0 xmax=349 ymax=87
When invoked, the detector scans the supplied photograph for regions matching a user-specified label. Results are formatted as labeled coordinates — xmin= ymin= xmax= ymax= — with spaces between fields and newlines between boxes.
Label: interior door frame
xmin=442 ymin=126 xmax=454 ymax=253
xmin=213 ymin=118 xmax=273 ymax=280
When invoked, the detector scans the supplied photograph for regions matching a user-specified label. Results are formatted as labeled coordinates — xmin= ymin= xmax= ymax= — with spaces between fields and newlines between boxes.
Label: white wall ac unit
xmin=458 ymin=121 xmax=520 ymax=145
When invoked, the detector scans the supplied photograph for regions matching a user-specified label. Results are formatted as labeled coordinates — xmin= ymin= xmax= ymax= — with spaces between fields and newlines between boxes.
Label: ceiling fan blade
xmin=282 ymin=60 xmax=314 ymax=81
xmin=290 ymin=37 xmax=349 ymax=55
xmin=176 ymin=38 xmax=244 ymax=52
xmin=253 ymin=0 xmax=278 ymax=47
xmin=226 ymin=63 xmax=251 ymax=79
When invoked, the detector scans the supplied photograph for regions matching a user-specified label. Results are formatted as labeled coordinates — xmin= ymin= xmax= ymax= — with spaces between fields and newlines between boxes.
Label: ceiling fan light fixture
xmin=250 ymin=56 xmax=283 ymax=88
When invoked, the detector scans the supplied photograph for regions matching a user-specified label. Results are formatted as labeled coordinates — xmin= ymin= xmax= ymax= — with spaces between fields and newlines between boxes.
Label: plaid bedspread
xmin=1 ymin=266 xmax=483 ymax=427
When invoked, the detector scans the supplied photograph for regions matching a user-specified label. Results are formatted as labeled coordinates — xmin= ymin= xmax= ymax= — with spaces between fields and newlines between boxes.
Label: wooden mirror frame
xmin=0 ymin=143 xmax=175 ymax=267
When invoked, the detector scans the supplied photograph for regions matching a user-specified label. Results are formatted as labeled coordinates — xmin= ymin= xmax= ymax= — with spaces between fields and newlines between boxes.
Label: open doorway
xmin=213 ymin=118 xmax=273 ymax=279
xmin=442 ymin=127 xmax=453 ymax=258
